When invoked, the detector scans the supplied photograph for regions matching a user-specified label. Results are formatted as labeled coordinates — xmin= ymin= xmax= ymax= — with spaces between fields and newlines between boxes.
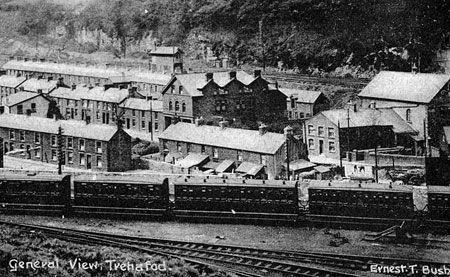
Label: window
xmin=141 ymin=111 xmax=145 ymax=117
xmin=9 ymin=130 xmax=15 ymax=140
xmin=169 ymin=101 xmax=173 ymax=111
xmin=213 ymin=148 xmax=219 ymax=160
xmin=96 ymin=111 xmax=100 ymax=120
xmin=318 ymin=126 xmax=324 ymax=136
xmin=154 ymin=113 xmax=158 ymax=120
xmin=51 ymin=149 xmax=57 ymax=161
xmin=67 ymin=151 xmax=73 ymax=164
xmin=171 ymin=85 xmax=175 ymax=94
xmin=201 ymin=145 xmax=206 ymax=154
xmin=155 ymin=122 xmax=159 ymax=131
xmin=329 ymin=141 xmax=336 ymax=152
xmin=79 ymin=139 xmax=85 ymax=151
xmin=19 ymin=144 xmax=25 ymax=156
xmin=17 ymin=105 xmax=23 ymax=114
xmin=34 ymin=133 xmax=40 ymax=144
xmin=80 ymin=153 xmax=86 ymax=165
xmin=291 ymin=98 xmax=295 ymax=108
xmin=308 ymin=139 xmax=315 ymax=149
xmin=260 ymin=155 xmax=267 ymax=166
xmin=96 ymin=141 xmax=102 ymax=153
xmin=51 ymin=135 xmax=57 ymax=147
xmin=406 ymin=109 xmax=411 ymax=123
xmin=300 ymin=113 xmax=305 ymax=118
xmin=67 ymin=137 xmax=73 ymax=148
xmin=306 ymin=113 xmax=311 ymax=118
xmin=289 ymin=111 xmax=292 ymax=118
xmin=177 ymin=142 xmax=182 ymax=152
xmin=97 ymin=156 xmax=103 ymax=168
xmin=237 ymin=151 xmax=243 ymax=161
xmin=97 ymin=102 xmax=101 ymax=110
xmin=328 ymin=127 xmax=335 ymax=138
xmin=175 ymin=101 xmax=180 ymax=111
xmin=308 ymin=125 xmax=315 ymax=135
xmin=187 ymin=143 xmax=191 ymax=153
xmin=179 ymin=86 xmax=183 ymax=94
xmin=132 ymin=119 xmax=136 ymax=128
xmin=294 ymin=112 xmax=298 ymax=119
xmin=182 ymin=102 xmax=186 ymax=112
xmin=10 ymin=142 xmax=14 ymax=151
xmin=19 ymin=131 xmax=25 ymax=142
xmin=31 ymin=103 xmax=36 ymax=112
xmin=141 ymin=121 xmax=146 ymax=129
xmin=35 ymin=149 xmax=40 ymax=158
xmin=132 ymin=110 xmax=136 ymax=117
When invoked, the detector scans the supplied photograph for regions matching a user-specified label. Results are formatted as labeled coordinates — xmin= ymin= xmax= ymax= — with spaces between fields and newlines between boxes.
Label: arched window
xmin=175 ymin=101 xmax=180 ymax=111
xmin=169 ymin=101 xmax=173 ymax=111
xmin=406 ymin=109 xmax=411 ymax=122
xmin=182 ymin=102 xmax=186 ymax=112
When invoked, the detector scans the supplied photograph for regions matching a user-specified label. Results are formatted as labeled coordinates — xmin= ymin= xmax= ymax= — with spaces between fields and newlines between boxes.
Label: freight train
xmin=0 ymin=173 xmax=449 ymax=226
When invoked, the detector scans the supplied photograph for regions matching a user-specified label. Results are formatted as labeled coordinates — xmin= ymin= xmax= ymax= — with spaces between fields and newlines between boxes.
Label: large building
xmin=159 ymin=121 xmax=303 ymax=180
xmin=280 ymin=88 xmax=329 ymax=120
xmin=358 ymin=71 xmax=450 ymax=151
xmin=304 ymin=107 xmax=417 ymax=164
xmin=161 ymin=70 xmax=287 ymax=129
xmin=0 ymin=114 xmax=131 ymax=172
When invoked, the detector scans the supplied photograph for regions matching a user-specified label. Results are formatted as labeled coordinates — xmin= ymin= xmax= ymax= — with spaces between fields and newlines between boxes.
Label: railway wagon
xmin=173 ymin=177 xmax=299 ymax=223
xmin=308 ymin=183 xmax=414 ymax=219
xmin=0 ymin=174 xmax=71 ymax=215
xmin=72 ymin=175 xmax=169 ymax=219
xmin=427 ymin=186 xmax=450 ymax=221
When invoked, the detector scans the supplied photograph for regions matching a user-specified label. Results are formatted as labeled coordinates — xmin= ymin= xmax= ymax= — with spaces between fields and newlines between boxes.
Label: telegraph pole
xmin=58 ymin=126 xmax=64 ymax=175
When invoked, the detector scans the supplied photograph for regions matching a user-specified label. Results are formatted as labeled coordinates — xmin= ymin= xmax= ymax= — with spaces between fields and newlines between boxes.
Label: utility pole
xmin=374 ymin=143 xmax=378 ymax=183
xmin=338 ymin=121 xmax=342 ymax=168
xmin=149 ymin=96 xmax=153 ymax=142
xmin=57 ymin=126 xmax=64 ymax=175
xmin=347 ymin=105 xmax=351 ymax=159
xmin=286 ymin=138 xmax=290 ymax=180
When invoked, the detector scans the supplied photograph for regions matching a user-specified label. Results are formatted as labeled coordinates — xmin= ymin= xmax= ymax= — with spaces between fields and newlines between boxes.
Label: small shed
xmin=314 ymin=165 xmax=333 ymax=180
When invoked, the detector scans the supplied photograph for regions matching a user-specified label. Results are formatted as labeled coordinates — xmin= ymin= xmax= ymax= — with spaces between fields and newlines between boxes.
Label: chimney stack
xmin=370 ymin=101 xmax=376 ymax=109
xmin=195 ymin=117 xmax=205 ymax=127
xmin=40 ymin=58 xmax=46 ymax=63
xmin=205 ymin=72 xmax=213 ymax=82
xmin=9 ymin=56 xmax=14 ymax=61
xmin=284 ymin=125 xmax=293 ymax=138
xmin=219 ymin=120 xmax=228 ymax=130
xmin=37 ymin=75 xmax=43 ymax=80
xmin=229 ymin=71 xmax=236 ymax=80
xmin=47 ymin=76 xmax=53 ymax=82
xmin=37 ymin=89 xmax=43 ymax=94
xmin=56 ymin=77 xmax=64 ymax=88
xmin=254 ymin=70 xmax=261 ymax=78
xmin=259 ymin=123 xmax=268 ymax=136
xmin=24 ymin=57 xmax=29 ymax=62
xmin=71 ymin=84 xmax=76 ymax=90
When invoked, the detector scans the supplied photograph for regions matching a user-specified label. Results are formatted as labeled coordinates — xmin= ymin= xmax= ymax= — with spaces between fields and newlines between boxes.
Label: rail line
xmin=3 ymin=220 xmax=449 ymax=276
xmin=2 ymin=221 xmax=363 ymax=277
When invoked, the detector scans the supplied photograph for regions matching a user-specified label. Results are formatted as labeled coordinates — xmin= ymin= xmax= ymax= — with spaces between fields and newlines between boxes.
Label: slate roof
xmin=19 ymin=78 xmax=58 ymax=93
xmin=215 ymin=160 xmax=235 ymax=173
xmin=283 ymin=159 xmax=316 ymax=171
xmin=0 ymin=113 xmax=122 ymax=141
xmin=236 ymin=162 xmax=264 ymax=176
xmin=0 ymin=75 xmax=26 ymax=88
xmin=4 ymin=91 xmax=47 ymax=107
xmin=319 ymin=108 xmax=417 ymax=134
xmin=280 ymin=88 xmax=324 ymax=104
xmin=149 ymin=47 xmax=182 ymax=55
xmin=119 ymin=98 xmax=163 ymax=112
xmin=175 ymin=153 xmax=209 ymax=168
xmin=358 ymin=71 xmax=450 ymax=104
xmin=82 ymin=87 xmax=128 ymax=103
xmin=50 ymin=86 xmax=91 ymax=100
xmin=159 ymin=122 xmax=286 ymax=154
xmin=2 ymin=60 xmax=171 ymax=85
xmin=165 ymin=71 xmax=263 ymax=97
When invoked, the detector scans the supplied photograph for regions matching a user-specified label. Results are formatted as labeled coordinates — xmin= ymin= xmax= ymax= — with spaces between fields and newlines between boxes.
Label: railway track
xmin=3 ymin=220 xmax=449 ymax=276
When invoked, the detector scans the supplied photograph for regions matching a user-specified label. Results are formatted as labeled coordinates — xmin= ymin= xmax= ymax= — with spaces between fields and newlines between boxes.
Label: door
xmin=126 ymin=118 xmax=130 ymax=129
xmin=319 ymin=140 xmax=324 ymax=154
xmin=86 ymin=155 xmax=92 ymax=169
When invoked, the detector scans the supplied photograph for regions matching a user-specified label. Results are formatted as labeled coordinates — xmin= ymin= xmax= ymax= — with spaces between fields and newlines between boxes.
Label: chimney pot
xmin=254 ymin=70 xmax=261 ymax=78
xmin=24 ymin=57 xmax=29 ymax=62
xmin=284 ymin=125 xmax=293 ymax=137
xmin=47 ymin=76 xmax=53 ymax=82
xmin=195 ymin=117 xmax=205 ymax=127
xmin=37 ymin=89 xmax=43 ymax=94
xmin=259 ymin=123 xmax=268 ymax=136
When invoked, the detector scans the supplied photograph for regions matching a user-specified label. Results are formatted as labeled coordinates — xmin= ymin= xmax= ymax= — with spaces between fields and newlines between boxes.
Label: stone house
xmin=159 ymin=121 xmax=303 ymax=180
xmin=0 ymin=75 xmax=26 ymax=105
xmin=149 ymin=46 xmax=183 ymax=74
xmin=161 ymin=70 xmax=287 ymax=130
xmin=0 ymin=113 xmax=131 ymax=172
xmin=2 ymin=91 xmax=50 ymax=117
xmin=280 ymin=88 xmax=329 ymax=120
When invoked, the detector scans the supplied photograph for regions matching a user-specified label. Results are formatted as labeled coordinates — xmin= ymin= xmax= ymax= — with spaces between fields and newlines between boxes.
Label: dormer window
xmin=179 ymin=86 xmax=183 ymax=94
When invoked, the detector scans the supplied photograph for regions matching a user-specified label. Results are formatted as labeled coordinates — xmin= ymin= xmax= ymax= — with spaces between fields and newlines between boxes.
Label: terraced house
xmin=161 ymin=70 xmax=287 ymax=129
xmin=0 ymin=74 xmax=26 ymax=104
xmin=0 ymin=114 xmax=131 ymax=171
xmin=159 ymin=121 xmax=303 ymax=180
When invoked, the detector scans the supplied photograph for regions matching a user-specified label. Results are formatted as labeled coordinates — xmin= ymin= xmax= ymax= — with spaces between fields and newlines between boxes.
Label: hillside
xmin=0 ymin=0 xmax=448 ymax=74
